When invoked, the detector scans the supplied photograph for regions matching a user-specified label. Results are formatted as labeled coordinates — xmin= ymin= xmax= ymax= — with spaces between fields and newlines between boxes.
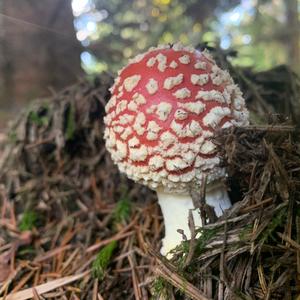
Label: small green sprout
xmin=92 ymin=240 xmax=117 ymax=280
xmin=194 ymin=227 xmax=218 ymax=256
xmin=8 ymin=130 xmax=17 ymax=143
xmin=259 ymin=207 xmax=287 ymax=244
xmin=113 ymin=196 xmax=131 ymax=224
xmin=169 ymin=227 xmax=217 ymax=271
xmin=151 ymin=277 xmax=168 ymax=298
xmin=19 ymin=211 xmax=38 ymax=231
xmin=28 ymin=111 xmax=49 ymax=126
xmin=239 ymin=224 xmax=252 ymax=241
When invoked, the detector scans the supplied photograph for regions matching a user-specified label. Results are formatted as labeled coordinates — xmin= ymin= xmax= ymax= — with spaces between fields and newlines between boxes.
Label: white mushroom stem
xmin=157 ymin=183 xmax=231 ymax=257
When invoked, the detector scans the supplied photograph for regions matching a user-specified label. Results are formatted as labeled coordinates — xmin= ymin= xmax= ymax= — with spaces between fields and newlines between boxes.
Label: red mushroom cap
xmin=104 ymin=43 xmax=248 ymax=194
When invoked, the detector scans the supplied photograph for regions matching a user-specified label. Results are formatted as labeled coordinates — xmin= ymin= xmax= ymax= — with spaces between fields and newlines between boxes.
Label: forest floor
xmin=0 ymin=50 xmax=300 ymax=299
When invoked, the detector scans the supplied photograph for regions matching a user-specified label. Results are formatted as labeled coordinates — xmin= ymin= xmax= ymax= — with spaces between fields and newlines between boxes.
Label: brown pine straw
xmin=0 ymin=60 xmax=299 ymax=299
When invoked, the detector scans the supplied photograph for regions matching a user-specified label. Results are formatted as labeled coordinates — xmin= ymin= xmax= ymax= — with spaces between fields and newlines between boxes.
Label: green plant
xmin=19 ymin=211 xmax=38 ymax=231
xmin=8 ymin=130 xmax=17 ymax=143
xmin=113 ymin=196 xmax=132 ymax=224
xmin=259 ymin=207 xmax=287 ymax=244
xmin=239 ymin=224 xmax=252 ymax=241
xmin=92 ymin=240 xmax=117 ymax=280
xmin=28 ymin=111 xmax=49 ymax=126
xmin=170 ymin=227 xmax=217 ymax=271
xmin=151 ymin=276 xmax=168 ymax=299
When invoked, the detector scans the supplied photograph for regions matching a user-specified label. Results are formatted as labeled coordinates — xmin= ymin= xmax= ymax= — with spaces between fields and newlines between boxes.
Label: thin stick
xmin=182 ymin=211 xmax=196 ymax=269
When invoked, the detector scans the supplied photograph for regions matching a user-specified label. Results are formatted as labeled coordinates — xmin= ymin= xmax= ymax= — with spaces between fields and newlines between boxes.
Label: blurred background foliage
xmin=72 ymin=0 xmax=299 ymax=74
xmin=0 ymin=0 xmax=299 ymax=129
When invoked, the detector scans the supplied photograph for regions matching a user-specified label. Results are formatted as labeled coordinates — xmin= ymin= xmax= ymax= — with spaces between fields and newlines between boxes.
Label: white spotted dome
xmin=104 ymin=43 xmax=249 ymax=194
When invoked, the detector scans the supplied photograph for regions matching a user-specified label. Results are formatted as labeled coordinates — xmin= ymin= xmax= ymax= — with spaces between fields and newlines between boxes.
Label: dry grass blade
xmin=182 ymin=211 xmax=196 ymax=269
xmin=243 ymin=125 xmax=296 ymax=132
xmin=277 ymin=232 xmax=300 ymax=250
xmin=1 ymin=272 xmax=88 ymax=300
xmin=32 ymin=288 xmax=40 ymax=300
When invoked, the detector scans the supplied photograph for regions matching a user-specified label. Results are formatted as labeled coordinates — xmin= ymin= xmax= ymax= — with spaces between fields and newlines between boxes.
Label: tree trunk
xmin=286 ymin=0 xmax=300 ymax=73
xmin=0 ymin=0 xmax=82 ymax=126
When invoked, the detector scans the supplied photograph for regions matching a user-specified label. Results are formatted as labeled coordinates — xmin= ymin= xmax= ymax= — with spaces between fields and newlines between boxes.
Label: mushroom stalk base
xmin=157 ymin=185 xmax=231 ymax=257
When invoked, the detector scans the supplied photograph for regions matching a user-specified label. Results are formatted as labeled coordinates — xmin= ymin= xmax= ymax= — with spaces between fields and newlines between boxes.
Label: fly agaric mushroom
xmin=104 ymin=43 xmax=249 ymax=256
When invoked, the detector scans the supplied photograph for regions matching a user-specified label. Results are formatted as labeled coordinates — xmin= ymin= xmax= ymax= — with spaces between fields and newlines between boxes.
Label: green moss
xmin=113 ymin=196 xmax=131 ymax=224
xmin=178 ymin=277 xmax=188 ymax=295
xmin=170 ymin=227 xmax=218 ymax=271
xmin=195 ymin=227 xmax=218 ymax=254
xmin=92 ymin=240 xmax=117 ymax=280
xmin=19 ymin=210 xmax=38 ymax=231
xmin=239 ymin=224 xmax=252 ymax=241
xmin=151 ymin=276 xmax=168 ymax=298
xmin=259 ymin=207 xmax=287 ymax=244
xmin=28 ymin=111 xmax=49 ymax=127
xmin=8 ymin=130 xmax=17 ymax=143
